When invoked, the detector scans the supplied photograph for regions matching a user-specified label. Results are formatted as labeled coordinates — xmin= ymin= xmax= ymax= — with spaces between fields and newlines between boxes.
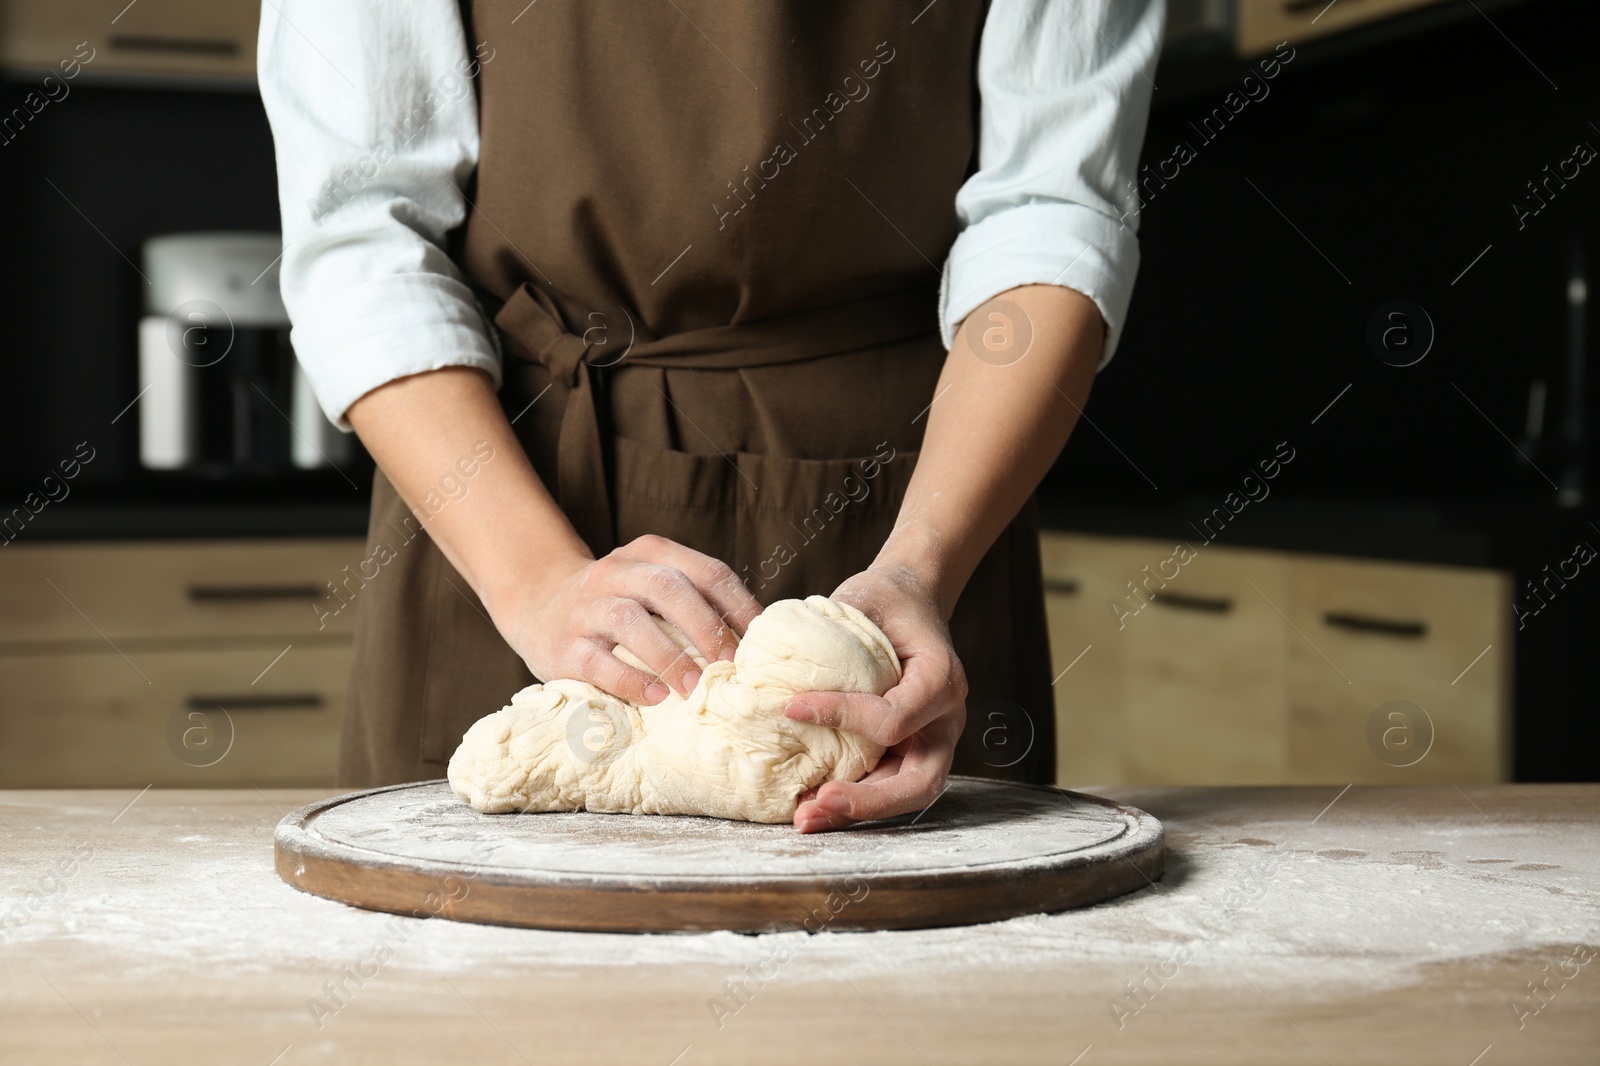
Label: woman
xmin=260 ymin=0 xmax=1160 ymax=833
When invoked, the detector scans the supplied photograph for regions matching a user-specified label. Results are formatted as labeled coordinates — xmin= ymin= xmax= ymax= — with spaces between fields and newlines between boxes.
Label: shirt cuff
xmin=939 ymin=202 xmax=1141 ymax=368
xmin=289 ymin=272 xmax=502 ymax=430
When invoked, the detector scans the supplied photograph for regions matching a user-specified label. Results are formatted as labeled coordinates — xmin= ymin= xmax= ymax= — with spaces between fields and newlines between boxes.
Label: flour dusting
xmin=2 ymin=787 xmax=1595 ymax=1000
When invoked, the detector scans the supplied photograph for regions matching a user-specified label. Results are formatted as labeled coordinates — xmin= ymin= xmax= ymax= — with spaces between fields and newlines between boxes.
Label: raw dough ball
xmin=447 ymin=596 xmax=900 ymax=823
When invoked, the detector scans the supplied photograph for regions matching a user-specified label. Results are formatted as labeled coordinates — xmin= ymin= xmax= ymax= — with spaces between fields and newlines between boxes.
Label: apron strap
xmin=485 ymin=280 xmax=941 ymax=553
xmin=492 ymin=282 xmax=615 ymax=550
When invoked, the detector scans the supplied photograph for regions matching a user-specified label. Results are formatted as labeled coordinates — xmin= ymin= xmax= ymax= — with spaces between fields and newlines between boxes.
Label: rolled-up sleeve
xmin=258 ymin=1 xmax=499 ymax=429
xmin=940 ymin=0 xmax=1164 ymax=366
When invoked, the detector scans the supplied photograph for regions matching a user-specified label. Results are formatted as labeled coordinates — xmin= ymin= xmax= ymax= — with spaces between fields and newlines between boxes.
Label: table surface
xmin=2 ymin=784 xmax=1596 ymax=1065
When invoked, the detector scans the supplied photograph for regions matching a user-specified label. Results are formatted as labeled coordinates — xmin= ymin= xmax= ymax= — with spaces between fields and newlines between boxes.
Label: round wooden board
xmin=274 ymin=777 xmax=1164 ymax=933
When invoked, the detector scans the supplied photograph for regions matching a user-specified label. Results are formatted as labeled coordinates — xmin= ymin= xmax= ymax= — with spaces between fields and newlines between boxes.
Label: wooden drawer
xmin=0 ymin=0 xmax=259 ymax=82
xmin=0 ymin=539 xmax=365 ymax=645
xmin=0 ymin=643 xmax=349 ymax=788
xmin=1237 ymin=0 xmax=1448 ymax=56
xmin=1039 ymin=531 xmax=1511 ymax=787
xmin=1286 ymin=556 xmax=1511 ymax=783
xmin=1042 ymin=533 xmax=1295 ymax=785
xmin=1039 ymin=533 xmax=1133 ymax=787
xmin=1119 ymin=541 xmax=1291 ymax=784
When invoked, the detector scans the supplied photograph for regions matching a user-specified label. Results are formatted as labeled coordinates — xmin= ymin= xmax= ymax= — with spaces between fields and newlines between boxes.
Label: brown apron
xmin=339 ymin=0 xmax=1056 ymax=788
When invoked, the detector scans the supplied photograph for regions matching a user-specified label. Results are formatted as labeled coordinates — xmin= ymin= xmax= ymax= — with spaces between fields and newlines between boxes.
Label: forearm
xmin=876 ymin=284 xmax=1103 ymax=618
xmin=345 ymin=367 xmax=592 ymax=612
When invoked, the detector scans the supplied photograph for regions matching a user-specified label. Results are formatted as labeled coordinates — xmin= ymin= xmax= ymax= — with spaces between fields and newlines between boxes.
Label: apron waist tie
xmin=481 ymin=280 xmax=939 ymax=554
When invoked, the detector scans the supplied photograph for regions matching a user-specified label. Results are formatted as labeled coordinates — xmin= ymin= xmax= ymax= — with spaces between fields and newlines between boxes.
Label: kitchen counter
xmin=2 ymin=785 xmax=1595 ymax=1064
xmin=11 ymin=499 xmax=371 ymax=541
xmin=1033 ymin=495 xmax=1501 ymax=569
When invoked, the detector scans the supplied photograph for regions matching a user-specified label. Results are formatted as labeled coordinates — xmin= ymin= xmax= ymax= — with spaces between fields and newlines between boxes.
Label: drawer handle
xmin=1282 ymin=0 xmax=1363 ymax=12
xmin=1043 ymin=577 xmax=1080 ymax=595
xmin=1322 ymin=612 xmax=1427 ymax=637
xmin=1150 ymin=591 xmax=1233 ymax=613
xmin=187 ymin=693 xmax=324 ymax=711
xmin=107 ymin=35 xmax=242 ymax=57
xmin=187 ymin=584 xmax=322 ymax=602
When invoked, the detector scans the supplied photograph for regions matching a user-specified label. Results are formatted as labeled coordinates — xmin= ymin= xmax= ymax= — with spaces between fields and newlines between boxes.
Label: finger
xmin=628 ymin=564 xmax=739 ymax=673
xmin=659 ymin=544 xmax=763 ymax=638
xmin=785 ymin=657 xmax=950 ymax=747
xmin=622 ymin=535 xmax=762 ymax=644
xmin=693 ymin=566 xmax=764 ymax=643
xmin=567 ymin=638 xmax=670 ymax=706
xmin=801 ymin=735 xmax=953 ymax=829
xmin=591 ymin=597 xmax=701 ymax=697
xmin=784 ymin=691 xmax=897 ymax=746
xmin=794 ymin=755 xmax=901 ymax=833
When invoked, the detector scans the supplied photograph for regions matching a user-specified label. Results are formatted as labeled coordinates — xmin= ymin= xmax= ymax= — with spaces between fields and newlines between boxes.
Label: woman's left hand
xmin=783 ymin=564 xmax=968 ymax=834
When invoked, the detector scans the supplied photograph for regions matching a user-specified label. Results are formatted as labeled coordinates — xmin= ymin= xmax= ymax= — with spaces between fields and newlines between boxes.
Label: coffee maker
xmin=138 ymin=232 xmax=351 ymax=473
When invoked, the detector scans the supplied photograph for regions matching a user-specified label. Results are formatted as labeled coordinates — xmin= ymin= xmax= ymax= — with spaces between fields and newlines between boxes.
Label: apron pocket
xmin=611 ymin=434 xmax=917 ymax=603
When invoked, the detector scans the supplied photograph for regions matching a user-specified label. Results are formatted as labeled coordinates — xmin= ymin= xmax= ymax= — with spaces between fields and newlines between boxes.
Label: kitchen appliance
xmin=138 ymin=232 xmax=350 ymax=473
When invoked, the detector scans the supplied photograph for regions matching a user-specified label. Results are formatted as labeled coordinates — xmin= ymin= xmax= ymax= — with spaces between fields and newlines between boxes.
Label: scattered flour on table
xmin=3 ymin=793 xmax=1595 ymax=996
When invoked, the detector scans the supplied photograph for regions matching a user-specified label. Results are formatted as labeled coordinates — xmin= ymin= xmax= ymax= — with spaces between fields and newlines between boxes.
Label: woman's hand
xmin=345 ymin=369 xmax=763 ymax=708
xmin=783 ymin=564 xmax=968 ymax=834
xmin=777 ymin=285 xmax=1105 ymax=832
xmin=490 ymin=534 xmax=764 ymax=705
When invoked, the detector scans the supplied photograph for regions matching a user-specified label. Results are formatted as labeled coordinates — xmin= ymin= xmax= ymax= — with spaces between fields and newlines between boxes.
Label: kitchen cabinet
xmin=0 ymin=539 xmax=361 ymax=787
xmin=1037 ymin=536 xmax=1129 ymax=786
xmin=0 ymin=644 xmax=347 ymax=788
xmin=0 ymin=533 xmax=1517 ymax=789
xmin=0 ymin=539 xmax=357 ymax=645
xmin=1042 ymin=531 xmax=1512 ymax=785
xmin=1235 ymin=0 xmax=1449 ymax=55
xmin=0 ymin=0 xmax=260 ymax=85
xmin=1121 ymin=545 xmax=1291 ymax=784
xmin=1286 ymin=556 xmax=1511 ymax=783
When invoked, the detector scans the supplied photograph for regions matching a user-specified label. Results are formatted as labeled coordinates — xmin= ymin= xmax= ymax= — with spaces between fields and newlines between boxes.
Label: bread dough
xmin=447 ymin=596 xmax=900 ymax=823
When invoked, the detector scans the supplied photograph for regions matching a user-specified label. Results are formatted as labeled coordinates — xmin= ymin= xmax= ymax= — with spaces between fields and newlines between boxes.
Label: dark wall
xmin=1052 ymin=0 xmax=1595 ymax=502
xmin=0 ymin=82 xmax=282 ymax=490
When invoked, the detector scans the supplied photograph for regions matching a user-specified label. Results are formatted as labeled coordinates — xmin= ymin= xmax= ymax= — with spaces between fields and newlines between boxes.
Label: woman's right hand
xmin=493 ymin=534 xmax=764 ymax=705
xmin=344 ymin=368 xmax=761 ymax=706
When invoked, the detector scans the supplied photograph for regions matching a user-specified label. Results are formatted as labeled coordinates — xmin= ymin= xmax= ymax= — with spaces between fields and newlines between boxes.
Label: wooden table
xmin=2 ymin=785 xmax=1595 ymax=1065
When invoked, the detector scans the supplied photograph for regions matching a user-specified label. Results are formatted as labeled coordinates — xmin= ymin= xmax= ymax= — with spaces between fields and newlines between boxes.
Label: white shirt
xmin=258 ymin=0 xmax=1163 ymax=429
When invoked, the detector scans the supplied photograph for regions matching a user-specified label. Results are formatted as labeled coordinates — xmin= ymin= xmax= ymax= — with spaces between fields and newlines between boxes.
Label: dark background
xmin=1 ymin=0 xmax=1595 ymax=778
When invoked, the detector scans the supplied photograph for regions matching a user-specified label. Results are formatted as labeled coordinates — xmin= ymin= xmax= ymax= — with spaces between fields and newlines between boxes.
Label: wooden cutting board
xmin=273 ymin=777 xmax=1164 ymax=933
